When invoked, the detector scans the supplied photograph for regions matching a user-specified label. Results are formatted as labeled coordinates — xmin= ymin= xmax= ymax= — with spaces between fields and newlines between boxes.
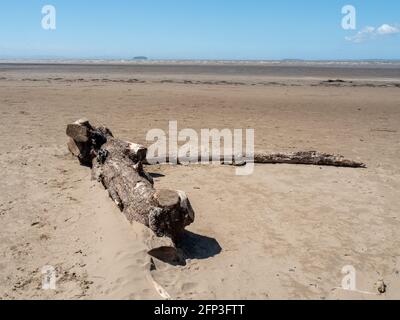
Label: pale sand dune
xmin=0 ymin=65 xmax=399 ymax=299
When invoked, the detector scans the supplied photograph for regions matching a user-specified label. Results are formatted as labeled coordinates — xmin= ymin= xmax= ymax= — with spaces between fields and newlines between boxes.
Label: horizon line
xmin=1 ymin=58 xmax=400 ymax=63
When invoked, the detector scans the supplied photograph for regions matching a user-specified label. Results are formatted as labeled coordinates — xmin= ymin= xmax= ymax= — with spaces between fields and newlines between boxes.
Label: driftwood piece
xmin=66 ymin=119 xmax=195 ymax=243
xmin=145 ymin=151 xmax=366 ymax=168
xmin=252 ymin=151 xmax=366 ymax=168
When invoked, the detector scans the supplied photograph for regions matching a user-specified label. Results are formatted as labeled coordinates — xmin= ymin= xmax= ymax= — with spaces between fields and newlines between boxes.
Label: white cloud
xmin=346 ymin=23 xmax=399 ymax=43
xmin=377 ymin=24 xmax=399 ymax=35
xmin=345 ymin=26 xmax=375 ymax=43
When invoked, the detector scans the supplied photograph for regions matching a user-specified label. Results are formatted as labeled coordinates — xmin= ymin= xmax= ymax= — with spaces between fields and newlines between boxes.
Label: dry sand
xmin=0 ymin=63 xmax=399 ymax=300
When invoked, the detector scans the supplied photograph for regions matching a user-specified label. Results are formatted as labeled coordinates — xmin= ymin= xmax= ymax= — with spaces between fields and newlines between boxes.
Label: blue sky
xmin=0 ymin=0 xmax=399 ymax=60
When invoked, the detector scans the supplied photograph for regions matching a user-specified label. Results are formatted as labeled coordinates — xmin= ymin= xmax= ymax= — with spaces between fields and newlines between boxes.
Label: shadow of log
xmin=178 ymin=231 xmax=222 ymax=260
xmin=147 ymin=231 xmax=222 ymax=266
xmin=148 ymin=246 xmax=186 ymax=266
xmin=149 ymin=172 xmax=166 ymax=178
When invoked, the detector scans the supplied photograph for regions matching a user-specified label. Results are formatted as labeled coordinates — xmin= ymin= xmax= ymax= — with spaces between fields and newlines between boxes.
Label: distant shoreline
xmin=1 ymin=59 xmax=400 ymax=67
xmin=1 ymin=60 xmax=400 ymax=82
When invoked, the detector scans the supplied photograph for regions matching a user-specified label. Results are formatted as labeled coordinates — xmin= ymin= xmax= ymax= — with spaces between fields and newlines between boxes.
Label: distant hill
xmin=133 ymin=56 xmax=148 ymax=60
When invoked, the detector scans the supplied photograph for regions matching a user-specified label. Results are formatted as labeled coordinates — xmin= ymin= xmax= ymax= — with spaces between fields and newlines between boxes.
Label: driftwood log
xmin=253 ymin=151 xmax=365 ymax=167
xmin=67 ymin=119 xmax=195 ymax=243
xmin=145 ymin=152 xmax=366 ymax=168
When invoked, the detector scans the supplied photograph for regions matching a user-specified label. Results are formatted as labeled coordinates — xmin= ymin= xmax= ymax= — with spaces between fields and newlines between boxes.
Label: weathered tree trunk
xmin=66 ymin=119 xmax=195 ymax=243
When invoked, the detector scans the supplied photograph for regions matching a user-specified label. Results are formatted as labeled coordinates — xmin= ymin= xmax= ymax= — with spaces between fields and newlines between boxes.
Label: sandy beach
xmin=0 ymin=62 xmax=399 ymax=300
